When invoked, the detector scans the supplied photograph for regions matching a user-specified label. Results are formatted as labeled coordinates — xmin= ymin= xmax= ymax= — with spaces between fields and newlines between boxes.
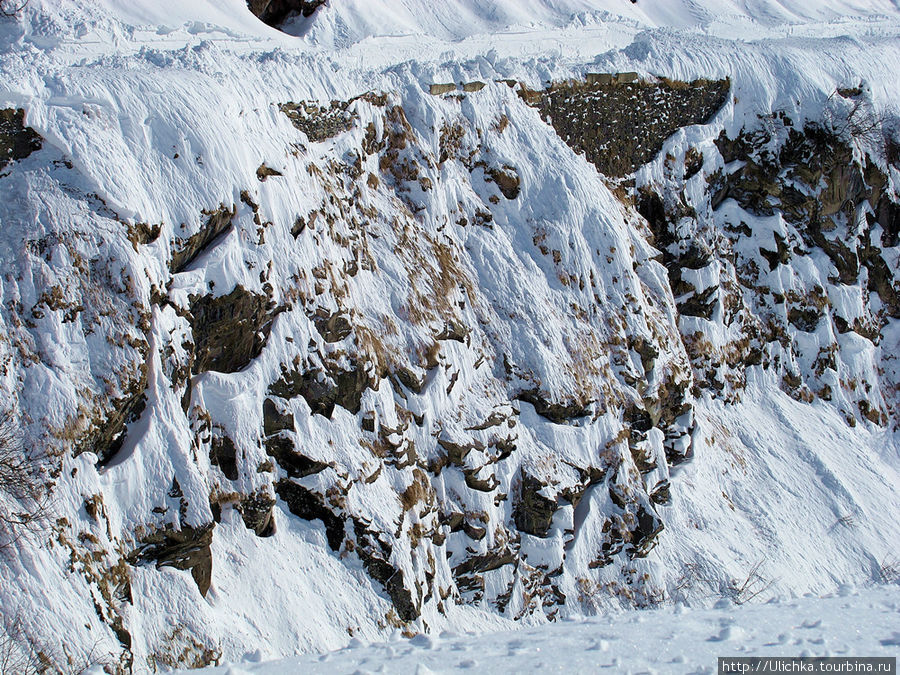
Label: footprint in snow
xmin=708 ymin=625 xmax=746 ymax=642
xmin=880 ymin=632 xmax=900 ymax=646
xmin=765 ymin=633 xmax=789 ymax=645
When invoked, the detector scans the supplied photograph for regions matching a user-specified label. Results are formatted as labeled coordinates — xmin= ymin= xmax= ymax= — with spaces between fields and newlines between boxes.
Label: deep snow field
xmin=183 ymin=584 xmax=900 ymax=674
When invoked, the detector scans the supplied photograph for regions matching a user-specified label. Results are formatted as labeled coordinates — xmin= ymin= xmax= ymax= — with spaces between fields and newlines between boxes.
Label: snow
xmin=186 ymin=584 xmax=900 ymax=674
xmin=0 ymin=0 xmax=899 ymax=670
xmin=285 ymin=0 xmax=900 ymax=48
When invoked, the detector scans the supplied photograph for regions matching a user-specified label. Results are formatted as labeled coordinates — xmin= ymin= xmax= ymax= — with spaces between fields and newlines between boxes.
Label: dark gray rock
xmin=0 ymin=108 xmax=42 ymax=171
xmin=189 ymin=286 xmax=274 ymax=374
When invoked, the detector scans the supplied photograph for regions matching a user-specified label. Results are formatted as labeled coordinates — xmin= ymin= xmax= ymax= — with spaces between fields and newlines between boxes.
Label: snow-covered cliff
xmin=0 ymin=0 xmax=898 ymax=671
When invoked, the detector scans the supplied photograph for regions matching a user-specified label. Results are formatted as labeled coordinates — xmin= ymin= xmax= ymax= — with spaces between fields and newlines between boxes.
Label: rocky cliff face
xmin=0 ymin=3 xmax=898 ymax=669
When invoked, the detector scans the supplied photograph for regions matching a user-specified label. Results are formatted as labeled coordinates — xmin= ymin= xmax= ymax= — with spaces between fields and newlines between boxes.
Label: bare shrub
xmin=725 ymin=560 xmax=775 ymax=604
xmin=881 ymin=109 xmax=900 ymax=166
xmin=0 ymin=410 xmax=36 ymax=498
xmin=671 ymin=560 xmax=709 ymax=598
xmin=0 ymin=611 xmax=114 ymax=675
xmin=0 ymin=409 xmax=47 ymax=550
xmin=830 ymin=514 xmax=856 ymax=530
xmin=0 ymin=614 xmax=43 ymax=675
xmin=824 ymin=88 xmax=900 ymax=160
xmin=876 ymin=557 xmax=899 ymax=584
xmin=673 ymin=559 xmax=775 ymax=605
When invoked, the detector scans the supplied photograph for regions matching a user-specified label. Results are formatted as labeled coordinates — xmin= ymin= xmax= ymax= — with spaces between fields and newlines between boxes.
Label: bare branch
xmin=0 ymin=614 xmax=42 ymax=675
xmin=0 ymin=408 xmax=49 ymax=551
xmin=726 ymin=560 xmax=776 ymax=604
xmin=0 ymin=0 xmax=27 ymax=18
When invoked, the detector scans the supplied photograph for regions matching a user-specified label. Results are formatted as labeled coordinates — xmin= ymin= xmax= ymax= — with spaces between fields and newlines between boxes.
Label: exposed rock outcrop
xmin=513 ymin=472 xmax=558 ymax=537
xmin=280 ymin=100 xmax=359 ymax=143
xmin=0 ymin=108 xmax=42 ymax=171
xmin=8 ymin=48 xmax=898 ymax=672
xmin=246 ymin=0 xmax=326 ymax=26
xmin=170 ymin=205 xmax=235 ymax=273
xmin=522 ymin=75 xmax=730 ymax=177
xmin=269 ymin=361 xmax=372 ymax=417
xmin=76 ymin=365 xmax=149 ymax=465
xmin=275 ymin=479 xmax=344 ymax=550
xmin=130 ymin=523 xmax=215 ymax=596
xmin=189 ymin=285 xmax=274 ymax=374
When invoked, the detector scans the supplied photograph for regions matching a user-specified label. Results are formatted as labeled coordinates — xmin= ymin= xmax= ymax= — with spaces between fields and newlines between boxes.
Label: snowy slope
xmin=286 ymin=0 xmax=900 ymax=47
xmin=0 ymin=0 xmax=898 ymax=671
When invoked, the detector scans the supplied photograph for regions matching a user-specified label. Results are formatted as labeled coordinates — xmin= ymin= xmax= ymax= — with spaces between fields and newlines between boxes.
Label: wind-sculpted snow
xmin=0 ymin=0 xmax=898 ymax=671
xmin=280 ymin=0 xmax=900 ymax=48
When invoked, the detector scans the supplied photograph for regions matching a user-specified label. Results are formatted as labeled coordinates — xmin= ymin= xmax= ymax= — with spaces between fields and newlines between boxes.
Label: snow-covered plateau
xmin=0 ymin=0 xmax=898 ymax=672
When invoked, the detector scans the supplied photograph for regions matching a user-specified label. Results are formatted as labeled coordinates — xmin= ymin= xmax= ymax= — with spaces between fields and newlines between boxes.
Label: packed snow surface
xmin=189 ymin=584 xmax=900 ymax=674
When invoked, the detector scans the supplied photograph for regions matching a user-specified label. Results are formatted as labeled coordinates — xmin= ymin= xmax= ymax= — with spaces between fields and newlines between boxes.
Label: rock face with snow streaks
xmin=0 ymin=1 xmax=899 ymax=671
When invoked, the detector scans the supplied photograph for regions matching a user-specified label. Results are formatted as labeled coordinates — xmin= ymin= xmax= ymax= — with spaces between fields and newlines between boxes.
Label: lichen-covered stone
xmin=429 ymin=83 xmax=457 ymax=95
